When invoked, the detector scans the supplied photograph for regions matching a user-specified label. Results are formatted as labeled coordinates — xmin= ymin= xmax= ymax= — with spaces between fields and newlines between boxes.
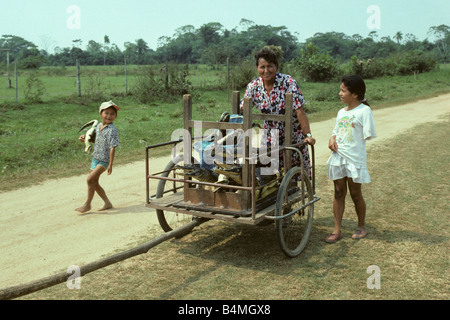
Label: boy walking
xmin=76 ymin=101 xmax=120 ymax=213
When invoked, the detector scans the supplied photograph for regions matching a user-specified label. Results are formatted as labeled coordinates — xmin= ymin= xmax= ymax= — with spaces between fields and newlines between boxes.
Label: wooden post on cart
xmin=284 ymin=93 xmax=293 ymax=173
xmin=241 ymin=92 xmax=294 ymax=173
xmin=183 ymin=94 xmax=193 ymax=202
xmin=241 ymin=97 xmax=252 ymax=209
xmin=232 ymin=91 xmax=240 ymax=115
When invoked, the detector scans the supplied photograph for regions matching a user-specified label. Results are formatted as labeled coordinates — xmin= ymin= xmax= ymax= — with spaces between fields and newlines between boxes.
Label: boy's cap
xmin=99 ymin=101 xmax=119 ymax=115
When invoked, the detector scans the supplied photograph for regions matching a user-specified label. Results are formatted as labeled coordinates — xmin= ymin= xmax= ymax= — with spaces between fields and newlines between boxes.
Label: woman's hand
xmin=328 ymin=135 xmax=338 ymax=152
xmin=305 ymin=136 xmax=316 ymax=146
xmin=78 ymin=134 xmax=86 ymax=142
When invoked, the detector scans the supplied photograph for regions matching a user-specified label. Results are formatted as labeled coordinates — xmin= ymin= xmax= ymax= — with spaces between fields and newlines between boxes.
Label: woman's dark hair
xmin=254 ymin=47 xmax=279 ymax=68
xmin=341 ymin=74 xmax=370 ymax=106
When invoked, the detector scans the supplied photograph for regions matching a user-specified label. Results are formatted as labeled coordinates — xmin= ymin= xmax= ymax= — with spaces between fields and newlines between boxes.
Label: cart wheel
xmin=275 ymin=166 xmax=314 ymax=257
xmin=156 ymin=155 xmax=198 ymax=235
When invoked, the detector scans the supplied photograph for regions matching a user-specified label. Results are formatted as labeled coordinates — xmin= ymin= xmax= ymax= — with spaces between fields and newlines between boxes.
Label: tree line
xmin=0 ymin=20 xmax=448 ymax=70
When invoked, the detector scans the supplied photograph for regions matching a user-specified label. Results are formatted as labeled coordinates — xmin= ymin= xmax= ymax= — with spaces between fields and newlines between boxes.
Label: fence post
xmin=76 ymin=59 xmax=81 ymax=97
xmin=124 ymin=55 xmax=128 ymax=94
xmin=164 ymin=61 xmax=169 ymax=90
xmin=227 ymin=57 xmax=230 ymax=103
xmin=7 ymin=51 xmax=11 ymax=88
xmin=14 ymin=61 xmax=18 ymax=103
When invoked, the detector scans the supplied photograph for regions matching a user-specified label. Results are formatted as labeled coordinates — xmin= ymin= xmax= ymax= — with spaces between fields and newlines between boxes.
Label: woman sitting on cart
xmin=240 ymin=46 xmax=315 ymax=177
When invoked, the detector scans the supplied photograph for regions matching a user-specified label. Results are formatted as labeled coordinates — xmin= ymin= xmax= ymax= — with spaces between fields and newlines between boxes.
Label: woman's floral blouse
xmin=240 ymin=73 xmax=311 ymax=176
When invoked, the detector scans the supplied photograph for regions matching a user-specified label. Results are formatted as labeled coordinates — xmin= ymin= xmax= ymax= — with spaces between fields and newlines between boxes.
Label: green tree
xmin=245 ymin=25 xmax=298 ymax=61
xmin=20 ymin=48 xmax=46 ymax=69
xmin=306 ymin=32 xmax=357 ymax=61
xmin=123 ymin=38 xmax=155 ymax=65
xmin=103 ymin=35 xmax=110 ymax=65
xmin=428 ymin=24 xmax=449 ymax=62
xmin=394 ymin=31 xmax=403 ymax=45
xmin=86 ymin=40 xmax=103 ymax=65
xmin=0 ymin=35 xmax=39 ymax=62
xmin=199 ymin=22 xmax=223 ymax=46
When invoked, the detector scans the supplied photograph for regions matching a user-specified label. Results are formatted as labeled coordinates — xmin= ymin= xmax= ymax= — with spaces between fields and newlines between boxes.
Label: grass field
xmin=19 ymin=117 xmax=449 ymax=300
xmin=1 ymin=65 xmax=449 ymax=191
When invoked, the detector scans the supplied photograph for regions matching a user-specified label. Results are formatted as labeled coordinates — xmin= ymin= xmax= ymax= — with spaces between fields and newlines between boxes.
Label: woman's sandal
xmin=325 ymin=232 xmax=342 ymax=244
xmin=352 ymin=228 xmax=368 ymax=240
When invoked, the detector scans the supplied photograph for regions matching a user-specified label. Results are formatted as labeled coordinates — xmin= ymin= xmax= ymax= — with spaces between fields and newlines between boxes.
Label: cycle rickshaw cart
xmin=145 ymin=92 xmax=320 ymax=257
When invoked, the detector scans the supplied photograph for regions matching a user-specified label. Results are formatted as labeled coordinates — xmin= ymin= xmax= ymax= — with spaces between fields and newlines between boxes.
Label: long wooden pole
xmin=0 ymin=218 xmax=205 ymax=300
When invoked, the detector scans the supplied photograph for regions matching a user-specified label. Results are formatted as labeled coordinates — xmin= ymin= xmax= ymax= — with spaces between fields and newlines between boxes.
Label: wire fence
xmin=1 ymin=60 xmax=247 ymax=104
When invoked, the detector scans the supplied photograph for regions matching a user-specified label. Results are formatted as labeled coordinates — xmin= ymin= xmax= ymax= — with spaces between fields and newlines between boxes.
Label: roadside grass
xmin=20 ymin=118 xmax=449 ymax=300
xmin=301 ymin=67 xmax=450 ymax=122
xmin=1 ymin=66 xmax=449 ymax=191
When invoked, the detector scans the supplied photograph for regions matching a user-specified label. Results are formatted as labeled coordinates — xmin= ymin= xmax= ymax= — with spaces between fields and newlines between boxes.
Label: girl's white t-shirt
xmin=330 ymin=104 xmax=377 ymax=167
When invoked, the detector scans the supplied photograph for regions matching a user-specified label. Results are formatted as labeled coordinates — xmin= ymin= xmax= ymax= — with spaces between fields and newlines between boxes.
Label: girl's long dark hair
xmin=341 ymin=75 xmax=370 ymax=106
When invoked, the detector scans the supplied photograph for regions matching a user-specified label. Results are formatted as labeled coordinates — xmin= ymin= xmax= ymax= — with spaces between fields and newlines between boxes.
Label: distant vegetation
xmin=1 ymin=21 xmax=448 ymax=69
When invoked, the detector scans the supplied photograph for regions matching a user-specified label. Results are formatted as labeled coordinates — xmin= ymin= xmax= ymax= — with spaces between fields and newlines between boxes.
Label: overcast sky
xmin=1 ymin=0 xmax=449 ymax=52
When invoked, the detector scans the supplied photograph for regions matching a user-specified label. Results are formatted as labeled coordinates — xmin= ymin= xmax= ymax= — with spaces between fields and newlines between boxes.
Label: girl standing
xmin=326 ymin=75 xmax=377 ymax=243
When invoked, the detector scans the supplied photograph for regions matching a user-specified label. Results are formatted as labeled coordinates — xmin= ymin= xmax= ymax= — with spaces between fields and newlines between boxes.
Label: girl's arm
xmin=328 ymin=135 xmax=338 ymax=152
xmin=107 ymin=147 xmax=116 ymax=175
xmin=328 ymin=117 xmax=340 ymax=152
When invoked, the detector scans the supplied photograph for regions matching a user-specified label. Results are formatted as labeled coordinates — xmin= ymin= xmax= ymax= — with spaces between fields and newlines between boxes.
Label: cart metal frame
xmin=145 ymin=91 xmax=320 ymax=257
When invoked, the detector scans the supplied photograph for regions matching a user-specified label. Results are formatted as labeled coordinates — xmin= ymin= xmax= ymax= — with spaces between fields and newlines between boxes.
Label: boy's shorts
xmin=90 ymin=158 xmax=109 ymax=171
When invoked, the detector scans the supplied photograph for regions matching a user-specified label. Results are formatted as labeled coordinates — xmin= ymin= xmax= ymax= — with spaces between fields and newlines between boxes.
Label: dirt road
xmin=1 ymin=94 xmax=449 ymax=289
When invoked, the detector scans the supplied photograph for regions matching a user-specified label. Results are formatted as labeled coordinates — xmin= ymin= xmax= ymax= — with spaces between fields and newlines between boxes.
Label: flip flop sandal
xmin=325 ymin=232 xmax=342 ymax=244
xmin=352 ymin=228 xmax=367 ymax=239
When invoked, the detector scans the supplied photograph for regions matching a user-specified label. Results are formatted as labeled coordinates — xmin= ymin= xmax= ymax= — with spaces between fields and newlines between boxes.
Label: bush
xmin=132 ymin=64 xmax=193 ymax=103
xmin=167 ymin=64 xmax=193 ymax=96
xmin=84 ymin=74 xmax=108 ymax=101
xmin=24 ymin=72 xmax=45 ymax=103
xmin=351 ymin=50 xmax=438 ymax=78
xmin=132 ymin=66 xmax=163 ymax=103
xmin=229 ymin=60 xmax=257 ymax=90
xmin=396 ymin=50 xmax=438 ymax=75
xmin=350 ymin=56 xmax=395 ymax=78
xmin=296 ymin=43 xmax=339 ymax=82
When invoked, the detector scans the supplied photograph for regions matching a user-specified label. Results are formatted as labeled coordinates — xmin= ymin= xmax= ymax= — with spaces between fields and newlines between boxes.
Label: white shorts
xmin=327 ymin=153 xmax=371 ymax=184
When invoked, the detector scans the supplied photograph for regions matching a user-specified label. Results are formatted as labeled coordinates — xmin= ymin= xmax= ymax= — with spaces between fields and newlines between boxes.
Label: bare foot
xmin=75 ymin=204 xmax=91 ymax=213
xmin=98 ymin=201 xmax=113 ymax=211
